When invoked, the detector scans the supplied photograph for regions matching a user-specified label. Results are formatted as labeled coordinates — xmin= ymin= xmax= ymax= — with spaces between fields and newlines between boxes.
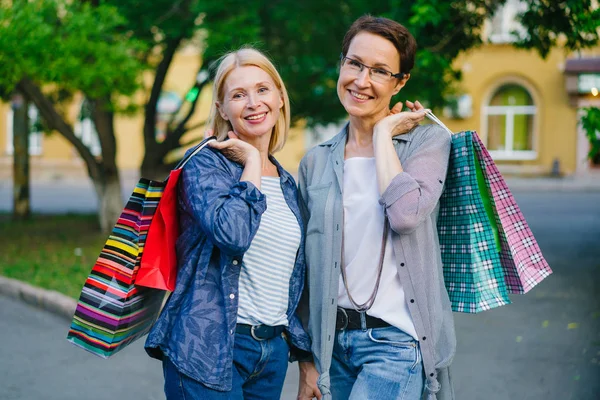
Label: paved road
xmin=0 ymin=294 xmax=300 ymax=400
xmin=1 ymin=190 xmax=599 ymax=399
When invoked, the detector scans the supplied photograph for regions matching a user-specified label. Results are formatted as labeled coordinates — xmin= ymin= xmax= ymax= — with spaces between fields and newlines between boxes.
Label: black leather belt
xmin=236 ymin=324 xmax=285 ymax=341
xmin=336 ymin=307 xmax=391 ymax=330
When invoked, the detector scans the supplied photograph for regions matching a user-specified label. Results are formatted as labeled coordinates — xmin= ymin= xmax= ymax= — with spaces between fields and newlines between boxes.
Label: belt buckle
xmin=337 ymin=308 xmax=348 ymax=330
xmin=250 ymin=325 xmax=267 ymax=341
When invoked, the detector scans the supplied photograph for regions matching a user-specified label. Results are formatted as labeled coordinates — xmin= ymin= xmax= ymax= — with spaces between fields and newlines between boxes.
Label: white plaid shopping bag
xmin=472 ymin=135 xmax=552 ymax=294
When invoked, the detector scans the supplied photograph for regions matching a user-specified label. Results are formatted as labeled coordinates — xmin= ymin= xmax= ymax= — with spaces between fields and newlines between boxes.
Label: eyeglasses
xmin=340 ymin=54 xmax=405 ymax=83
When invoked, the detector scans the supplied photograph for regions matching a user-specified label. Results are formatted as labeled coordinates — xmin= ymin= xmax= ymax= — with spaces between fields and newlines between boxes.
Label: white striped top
xmin=236 ymin=177 xmax=301 ymax=327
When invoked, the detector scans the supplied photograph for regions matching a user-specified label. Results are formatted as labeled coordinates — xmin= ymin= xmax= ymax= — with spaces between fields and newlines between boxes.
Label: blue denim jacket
xmin=145 ymin=146 xmax=311 ymax=391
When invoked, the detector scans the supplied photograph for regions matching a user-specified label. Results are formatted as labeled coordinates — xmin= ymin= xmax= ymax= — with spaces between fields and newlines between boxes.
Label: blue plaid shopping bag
xmin=437 ymin=130 xmax=511 ymax=313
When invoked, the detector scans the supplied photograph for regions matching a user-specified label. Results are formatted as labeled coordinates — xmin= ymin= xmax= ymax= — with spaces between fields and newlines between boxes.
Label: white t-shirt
xmin=338 ymin=157 xmax=418 ymax=339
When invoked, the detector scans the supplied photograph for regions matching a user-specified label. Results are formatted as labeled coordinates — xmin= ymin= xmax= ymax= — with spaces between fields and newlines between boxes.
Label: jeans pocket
xmin=367 ymin=328 xmax=417 ymax=348
xmin=367 ymin=328 xmax=420 ymax=371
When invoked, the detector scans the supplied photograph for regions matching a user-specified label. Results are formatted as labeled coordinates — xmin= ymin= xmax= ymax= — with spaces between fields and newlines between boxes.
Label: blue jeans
xmin=330 ymin=325 xmax=424 ymax=400
xmin=163 ymin=332 xmax=289 ymax=399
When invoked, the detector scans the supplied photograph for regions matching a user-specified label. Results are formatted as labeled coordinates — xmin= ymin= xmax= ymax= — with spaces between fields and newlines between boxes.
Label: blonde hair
xmin=207 ymin=48 xmax=291 ymax=154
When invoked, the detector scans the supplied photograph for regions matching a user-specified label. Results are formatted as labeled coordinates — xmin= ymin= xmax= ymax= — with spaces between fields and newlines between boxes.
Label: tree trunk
xmin=11 ymin=93 xmax=30 ymax=220
xmin=93 ymin=172 xmax=122 ymax=233
xmin=90 ymin=96 xmax=123 ymax=232
xmin=16 ymin=78 xmax=122 ymax=232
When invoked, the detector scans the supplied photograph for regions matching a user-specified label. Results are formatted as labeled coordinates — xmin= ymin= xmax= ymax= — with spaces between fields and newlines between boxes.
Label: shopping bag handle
xmin=424 ymin=110 xmax=453 ymax=137
xmin=174 ymin=136 xmax=217 ymax=171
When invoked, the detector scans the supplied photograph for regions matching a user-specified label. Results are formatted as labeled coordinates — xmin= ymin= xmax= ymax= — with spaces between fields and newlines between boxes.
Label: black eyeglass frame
xmin=339 ymin=53 xmax=406 ymax=80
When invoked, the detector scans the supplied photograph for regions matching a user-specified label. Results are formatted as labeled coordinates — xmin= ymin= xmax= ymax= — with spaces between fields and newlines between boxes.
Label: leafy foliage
xmin=580 ymin=107 xmax=600 ymax=161
xmin=515 ymin=0 xmax=600 ymax=58
xmin=0 ymin=0 xmax=147 ymax=108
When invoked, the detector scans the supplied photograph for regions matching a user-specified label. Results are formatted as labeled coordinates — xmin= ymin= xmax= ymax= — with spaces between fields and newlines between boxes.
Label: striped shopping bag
xmin=67 ymin=137 xmax=215 ymax=358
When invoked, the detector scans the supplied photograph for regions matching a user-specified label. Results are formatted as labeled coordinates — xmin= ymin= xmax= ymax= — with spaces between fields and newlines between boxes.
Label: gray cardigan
xmin=298 ymin=123 xmax=456 ymax=400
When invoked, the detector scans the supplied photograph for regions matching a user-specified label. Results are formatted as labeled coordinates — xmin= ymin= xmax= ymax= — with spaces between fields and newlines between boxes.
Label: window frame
xmin=481 ymin=78 xmax=540 ymax=161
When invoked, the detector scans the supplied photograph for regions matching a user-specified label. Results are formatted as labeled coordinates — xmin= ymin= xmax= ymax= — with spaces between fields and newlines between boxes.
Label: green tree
xmin=10 ymin=93 xmax=30 ymax=221
xmin=104 ymin=0 xmax=213 ymax=180
xmin=580 ymin=107 xmax=600 ymax=162
xmin=199 ymin=0 xmax=600 ymax=127
xmin=2 ymin=0 xmax=598 ymax=232
xmin=0 ymin=0 xmax=146 ymax=231
xmin=515 ymin=0 xmax=600 ymax=58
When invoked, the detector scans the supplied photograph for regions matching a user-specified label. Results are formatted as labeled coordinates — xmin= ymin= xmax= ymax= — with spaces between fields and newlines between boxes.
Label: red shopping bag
xmin=135 ymin=137 xmax=215 ymax=291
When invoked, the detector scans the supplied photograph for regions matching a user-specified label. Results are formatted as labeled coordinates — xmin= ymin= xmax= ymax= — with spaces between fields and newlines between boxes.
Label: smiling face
xmin=337 ymin=31 xmax=408 ymax=126
xmin=217 ymin=65 xmax=284 ymax=143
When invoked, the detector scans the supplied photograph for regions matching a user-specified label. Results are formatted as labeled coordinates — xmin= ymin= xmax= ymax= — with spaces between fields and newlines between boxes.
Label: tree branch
xmin=165 ymin=77 xmax=210 ymax=146
xmin=16 ymin=78 xmax=102 ymax=181
xmin=89 ymin=96 xmax=118 ymax=173
xmin=143 ymin=35 xmax=184 ymax=152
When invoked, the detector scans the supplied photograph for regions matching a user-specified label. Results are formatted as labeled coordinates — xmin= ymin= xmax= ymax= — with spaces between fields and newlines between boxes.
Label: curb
xmin=505 ymin=178 xmax=600 ymax=192
xmin=0 ymin=275 xmax=76 ymax=321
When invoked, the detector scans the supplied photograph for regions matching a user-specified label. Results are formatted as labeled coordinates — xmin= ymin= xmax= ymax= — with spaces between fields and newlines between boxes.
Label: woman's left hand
xmin=374 ymin=100 xmax=428 ymax=139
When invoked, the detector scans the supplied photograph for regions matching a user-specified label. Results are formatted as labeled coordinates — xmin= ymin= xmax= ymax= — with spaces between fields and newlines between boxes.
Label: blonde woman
xmin=145 ymin=48 xmax=311 ymax=399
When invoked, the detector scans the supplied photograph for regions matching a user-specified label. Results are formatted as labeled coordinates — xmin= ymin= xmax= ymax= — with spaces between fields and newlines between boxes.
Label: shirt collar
xmin=269 ymin=154 xmax=289 ymax=183
xmin=318 ymin=121 xmax=415 ymax=150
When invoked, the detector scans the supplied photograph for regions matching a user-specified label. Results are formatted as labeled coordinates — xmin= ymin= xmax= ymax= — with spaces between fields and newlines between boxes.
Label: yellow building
xmin=1 ymin=5 xmax=599 ymax=179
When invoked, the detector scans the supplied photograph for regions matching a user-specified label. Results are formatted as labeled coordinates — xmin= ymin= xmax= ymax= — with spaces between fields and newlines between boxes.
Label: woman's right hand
xmin=208 ymin=131 xmax=260 ymax=166
xmin=297 ymin=361 xmax=322 ymax=400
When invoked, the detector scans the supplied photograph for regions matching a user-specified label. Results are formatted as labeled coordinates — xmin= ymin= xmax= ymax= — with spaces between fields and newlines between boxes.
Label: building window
xmin=483 ymin=83 xmax=537 ymax=160
xmin=489 ymin=0 xmax=527 ymax=43
xmin=74 ymin=99 xmax=102 ymax=157
xmin=5 ymin=105 xmax=43 ymax=156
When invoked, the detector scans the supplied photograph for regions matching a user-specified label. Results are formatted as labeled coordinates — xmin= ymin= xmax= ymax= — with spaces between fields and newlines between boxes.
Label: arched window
xmin=483 ymin=83 xmax=537 ymax=160
xmin=5 ymin=105 xmax=43 ymax=156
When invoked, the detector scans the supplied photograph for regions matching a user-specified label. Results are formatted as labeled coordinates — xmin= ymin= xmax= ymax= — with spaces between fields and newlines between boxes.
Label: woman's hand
xmin=207 ymin=130 xmax=262 ymax=189
xmin=371 ymin=100 xmax=427 ymax=194
xmin=403 ymin=99 xmax=425 ymax=113
xmin=208 ymin=131 xmax=260 ymax=166
xmin=374 ymin=99 xmax=428 ymax=139
xmin=297 ymin=361 xmax=322 ymax=400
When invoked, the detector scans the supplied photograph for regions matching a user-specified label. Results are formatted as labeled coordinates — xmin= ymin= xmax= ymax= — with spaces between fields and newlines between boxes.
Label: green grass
xmin=0 ymin=214 xmax=107 ymax=299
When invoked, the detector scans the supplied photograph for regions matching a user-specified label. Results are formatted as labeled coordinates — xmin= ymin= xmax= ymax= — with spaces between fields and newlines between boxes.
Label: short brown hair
xmin=341 ymin=15 xmax=417 ymax=76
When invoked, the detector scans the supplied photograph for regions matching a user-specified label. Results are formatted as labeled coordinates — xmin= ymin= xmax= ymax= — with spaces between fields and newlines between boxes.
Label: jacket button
xmin=410 ymin=299 xmax=415 ymax=303
xmin=422 ymin=337 xmax=427 ymax=341
xmin=232 ymin=260 xmax=239 ymax=266
xmin=229 ymin=293 xmax=235 ymax=299
xmin=400 ymin=263 xmax=405 ymax=267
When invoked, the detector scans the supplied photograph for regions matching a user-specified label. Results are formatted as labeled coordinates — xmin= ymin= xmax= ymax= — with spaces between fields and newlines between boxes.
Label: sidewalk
xmin=0 ymin=276 xmax=301 ymax=400
xmin=500 ymin=174 xmax=600 ymax=192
